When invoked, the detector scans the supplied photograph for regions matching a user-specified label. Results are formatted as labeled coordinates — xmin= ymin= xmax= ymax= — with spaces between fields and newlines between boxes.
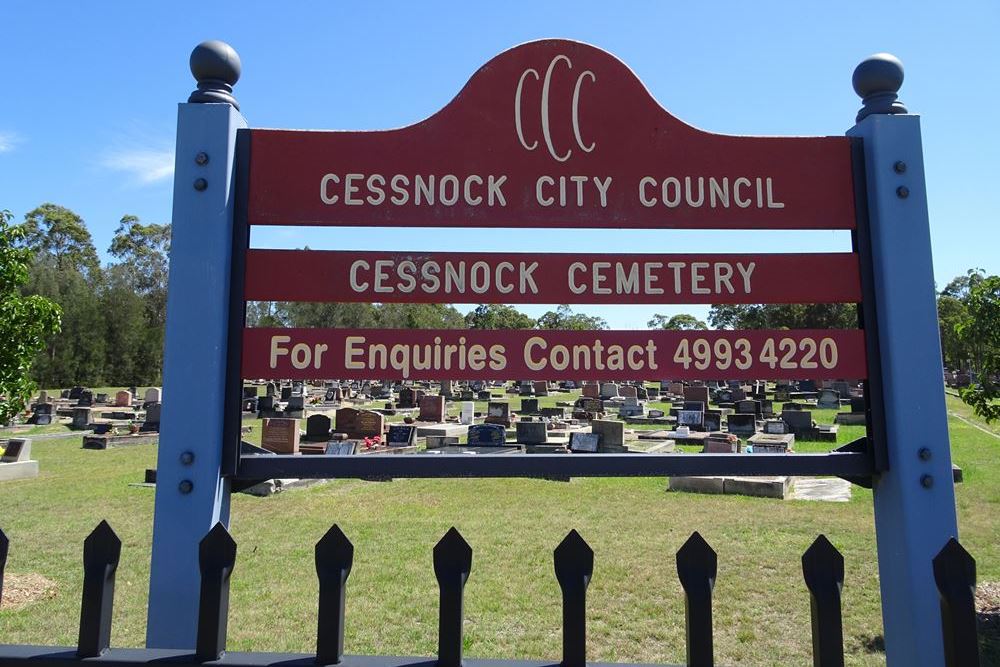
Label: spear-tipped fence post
xmin=434 ymin=527 xmax=472 ymax=667
xmin=77 ymin=520 xmax=122 ymax=658
xmin=0 ymin=527 xmax=9 ymax=608
xmin=676 ymin=531 xmax=717 ymax=667
xmin=932 ymin=538 xmax=980 ymax=667
xmin=801 ymin=535 xmax=845 ymax=667
xmin=196 ymin=522 xmax=237 ymax=662
xmin=315 ymin=524 xmax=354 ymax=664
xmin=554 ymin=529 xmax=594 ymax=667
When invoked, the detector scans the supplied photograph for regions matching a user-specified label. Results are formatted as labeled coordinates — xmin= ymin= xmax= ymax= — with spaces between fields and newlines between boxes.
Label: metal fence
xmin=0 ymin=522 xmax=981 ymax=666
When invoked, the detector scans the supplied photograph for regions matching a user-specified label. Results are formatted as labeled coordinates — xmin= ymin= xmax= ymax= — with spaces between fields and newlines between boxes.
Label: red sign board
xmin=242 ymin=328 xmax=866 ymax=381
xmin=246 ymin=40 xmax=855 ymax=230
xmin=245 ymin=250 xmax=861 ymax=304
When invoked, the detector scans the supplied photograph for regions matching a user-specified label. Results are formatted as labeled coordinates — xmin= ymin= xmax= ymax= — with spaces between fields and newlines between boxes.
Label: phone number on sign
xmin=672 ymin=336 xmax=840 ymax=372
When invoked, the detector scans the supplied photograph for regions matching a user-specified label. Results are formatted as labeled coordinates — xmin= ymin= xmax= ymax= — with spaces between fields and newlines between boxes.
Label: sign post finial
xmin=853 ymin=53 xmax=906 ymax=122
xmin=188 ymin=40 xmax=242 ymax=110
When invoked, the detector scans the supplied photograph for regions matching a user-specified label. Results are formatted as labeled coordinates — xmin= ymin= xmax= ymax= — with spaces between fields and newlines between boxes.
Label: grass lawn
xmin=1 ymin=392 xmax=996 ymax=665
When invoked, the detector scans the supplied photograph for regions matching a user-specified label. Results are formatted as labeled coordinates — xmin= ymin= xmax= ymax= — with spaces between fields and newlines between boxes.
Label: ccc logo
xmin=514 ymin=55 xmax=596 ymax=163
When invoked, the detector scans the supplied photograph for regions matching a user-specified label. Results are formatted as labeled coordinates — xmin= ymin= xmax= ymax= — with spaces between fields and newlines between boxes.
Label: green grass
xmin=1 ymin=392 xmax=997 ymax=665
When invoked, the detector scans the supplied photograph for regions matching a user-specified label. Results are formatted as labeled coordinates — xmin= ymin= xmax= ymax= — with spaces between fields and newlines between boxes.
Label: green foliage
xmin=536 ymin=304 xmax=608 ymax=330
xmin=708 ymin=303 xmax=856 ymax=330
xmin=957 ymin=274 xmax=1000 ymax=422
xmin=20 ymin=203 xmax=101 ymax=275
xmin=465 ymin=303 xmax=535 ymax=329
xmin=0 ymin=210 xmax=61 ymax=424
xmin=647 ymin=313 xmax=707 ymax=330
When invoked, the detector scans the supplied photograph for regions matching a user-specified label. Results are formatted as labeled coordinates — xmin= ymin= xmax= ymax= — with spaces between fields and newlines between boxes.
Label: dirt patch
xmin=1 ymin=573 xmax=58 ymax=610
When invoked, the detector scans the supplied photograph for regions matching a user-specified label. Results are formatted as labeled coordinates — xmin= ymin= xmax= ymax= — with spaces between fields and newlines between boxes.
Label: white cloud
xmin=0 ymin=131 xmax=23 ymax=153
xmin=100 ymin=145 xmax=175 ymax=185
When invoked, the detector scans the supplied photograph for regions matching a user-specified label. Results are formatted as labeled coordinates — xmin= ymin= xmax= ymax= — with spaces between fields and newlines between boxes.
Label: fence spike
xmin=932 ymin=538 xmax=981 ymax=667
xmin=315 ymin=524 xmax=354 ymax=665
xmin=77 ymin=520 xmax=122 ymax=658
xmin=554 ymin=529 xmax=594 ymax=667
xmin=676 ymin=531 xmax=716 ymax=667
xmin=196 ymin=522 xmax=238 ymax=662
xmin=0 ymin=527 xmax=9 ymax=608
xmin=801 ymin=535 xmax=845 ymax=667
xmin=434 ymin=527 xmax=472 ymax=667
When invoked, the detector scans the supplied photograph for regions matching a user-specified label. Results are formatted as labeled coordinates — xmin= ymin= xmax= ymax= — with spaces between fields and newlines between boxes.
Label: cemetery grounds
xmin=0 ymin=388 xmax=997 ymax=666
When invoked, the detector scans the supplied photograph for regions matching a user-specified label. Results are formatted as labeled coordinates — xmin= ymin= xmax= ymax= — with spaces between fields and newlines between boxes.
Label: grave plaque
xmin=335 ymin=407 xmax=359 ymax=434
xmin=467 ymin=423 xmax=507 ymax=447
xmin=533 ymin=381 xmax=549 ymax=397
xmin=703 ymin=411 xmax=722 ymax=432
xmin=115 ymin=390 xmax=133 ymax=407
xmin=817 ymin=389 xmax=841 ymax=409
xmin=569 ymin=432 xmax=600 ymax=453
xmin=582 ymin=384 xmax=600 ymax=399
xmin=677 ymin=410 xmax=704 ymax=428
xmin=683 ymin=386 xmax=710 ymax=406
xmin=144 ymin=387 xmax=161 ymax=403
xmin=782 ymin=410 xmax=814 ymax=431
xmin=485 ymin=401 xmax=511 ymax=426
xmin=387 ymin=424 xmax=416 ymax=447
xmin=591 ymin=419 xmax=625 ymax=450
xmin=1 ymin=438 xmax=30 ymax=463
xmin=261 ymin=418 xmax=300 ymax=454
xmin=325 ymin=441 xmax=357 ymax=456
xmin=599 ymin=383 xmax=620 ymax=399
xmin=520 ymin=398 xmax=539 ymax=414
xmin=419 ymin=395 xmax=446 ymax=422
xmin=619 ymin=385 xmax=638 ymax=399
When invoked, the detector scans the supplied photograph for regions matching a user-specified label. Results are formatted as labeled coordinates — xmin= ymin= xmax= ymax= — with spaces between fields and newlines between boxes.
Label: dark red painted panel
xmin=242 ymin=328 xmax=866 ymax=381
xmin=245 ymin=250 xmax=861 ymax=304
xmin=246 ymin=40 xmax=855 ymax=230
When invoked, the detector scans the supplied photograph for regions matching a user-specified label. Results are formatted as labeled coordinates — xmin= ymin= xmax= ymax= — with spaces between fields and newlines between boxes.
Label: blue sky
xmin=1 ymin=1 xmax=997 ymax=328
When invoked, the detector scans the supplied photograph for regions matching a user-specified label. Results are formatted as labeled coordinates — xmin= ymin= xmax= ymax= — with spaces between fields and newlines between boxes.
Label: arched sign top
xmin=246 ymin=39 xmax=857 ymax=229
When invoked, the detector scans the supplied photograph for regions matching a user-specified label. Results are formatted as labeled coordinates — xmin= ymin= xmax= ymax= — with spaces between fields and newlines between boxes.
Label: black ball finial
xmin=188 ymin=40 xmax=242 ymax=110
xmin=853 ymin=53 xmax=906 ymax=122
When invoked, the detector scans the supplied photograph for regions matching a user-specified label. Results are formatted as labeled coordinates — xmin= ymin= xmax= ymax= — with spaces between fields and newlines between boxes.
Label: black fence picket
xmin=76 ymin=520 xmax=122 ymax=658
xmin=0 ymin=524 xmax=984 ymax=666
xmin=553 ymin=529 xmax=594 ymax=667
xmin=315 ymin=524 xmax=354 ymax=665
xmin=676 ymin=531 xmax=717 ymax=667
xmin=0 ymin=527 xmax=8 ymax=608
xmin=933 ymin=537 xmax=981 ymax=667
xmin=433 ymin=527 xmax=473 ymax=667
xmin=801 ymin=535 xmax=845 ymax=667
xmin=195 ymin=522 xmax=238 ymax=662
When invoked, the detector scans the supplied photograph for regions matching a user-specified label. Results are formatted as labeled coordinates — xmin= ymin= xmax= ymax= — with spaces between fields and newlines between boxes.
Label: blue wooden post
xmin=848 ymin=54 xmax=958 ymax=666
xmin=146 ymin=40 xmax=247 ymax=649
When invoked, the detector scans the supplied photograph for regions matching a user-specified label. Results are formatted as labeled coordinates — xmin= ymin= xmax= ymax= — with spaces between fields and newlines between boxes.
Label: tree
xmin=376 ymin=303 xmax=466 ymax=329
xmin=957 ymin=274 xmax=1000 ymax=422
xmin=465 ymin=304 xmax=535 ymax=329
xmin=20 ymin=203 xmax=100 ymax=275
xmin=0 ymin=210 xmax=61 ymax=424
xmin=647 ymin=313 xmax=707 ymax=330
xmin=536 ymin=304 xmax=608 ymax=330
xmin=708 ymin=303 xmax=856 ymax=330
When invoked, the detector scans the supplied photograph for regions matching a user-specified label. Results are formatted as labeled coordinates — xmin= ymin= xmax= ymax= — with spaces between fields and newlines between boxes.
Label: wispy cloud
xmin=100 ymin=143 xmax=175 ymax=185
xmin=0 ymin=131 xmax=23 ymax=153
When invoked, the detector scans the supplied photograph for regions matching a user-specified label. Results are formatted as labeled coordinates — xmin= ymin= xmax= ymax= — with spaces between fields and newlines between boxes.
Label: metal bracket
xmin=834 ymin=437 xmax=875 ymax=488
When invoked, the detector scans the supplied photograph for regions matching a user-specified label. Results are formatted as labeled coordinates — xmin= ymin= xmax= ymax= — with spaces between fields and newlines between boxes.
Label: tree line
xmin=3 ymin=201 xmax=997 ymax=421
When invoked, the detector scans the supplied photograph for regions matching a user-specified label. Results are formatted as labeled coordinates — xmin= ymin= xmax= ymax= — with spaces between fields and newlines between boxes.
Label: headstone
xmin=702 ymin=433 xmax=739 ymax=453
xmin=533 ymin=381 xmax=549 ymax=397
xmin=764 ymin=419 xmax=789 ymax=435
xmin=582 ymin=383 xmax=600 ymax=399
xmin=850 ymin=396 xmax=867 ymax=413
xmin=727 ymin=413 xmax=757 ymax=437
xmin=398 ymin=387 xmax=417 ymax=408
xmin=305 ymin=414 xmax=332 ymax=441
xmin=144 ymin=387 xmax=161 ymax=403
xmin=832 ymin=381 xmax=854 ymax=398
xmin=418 ymin=395 xmax=446 ymax=422
xmin=242 ymin=386 xmax=258 ymax=400
xmin=1 ymin=438 xmax=31 ymax=463
xmin=599 ymin=383 xmax=620 ymax=399
xmin=356 ymin=410 xmax=385 ymax=438
xmin=816 ymin=389 xmax=841 ymax=409
xmin=258 ymin=395 xmax=275 ymax=412
xmin=735 ymin=400 xmax=760 ymax=415
xmin=619 ymin=397 xmax=644 ymax=417
xmin=114 ymin=390 xmax=133 ymax=407
xmin=619 ymin=385 xmax=638 ymax=399
xmin=520 ymin=398 xmax=540 ymax=414
xmin=31 ymin=403 xmax=53 ymax=425
xmin=387 ymin=424 xmax=417 ymax=447
xmin=774 ymin=385 xmax=792 ymax=401
xmin=677 ymin=409 xmax=704 ymax=428
xmin=683 ymin=386 xmax=710 ymax=406
xmin=266 ymin=382 xmax=277 ymax=397
xmin=799 ymin=380 xmax=817 ymax=393
xmin=668 ymin=382 xmax=685 ymax=397
xmin=703 ymin=411 xmax=722 ymax=432
xmin=460 ymin=401 xmax=475 ymax=425
xmin=37 ymin=390 xmax=49 ymax=403
xmin=335 ymin=407 xmax=359 ymax=434
xmin=782 ymin=410 xmax=814 ymax=432
xmin=325 ymin=387 xmax=343 ymax=402
xmin=440 ymin=379 xmax=454 ymax=398
xmin=518 ymin=380 xmax=534 ymax=396
xmin=286 ymin=395 xmax=306 ymax=412
xmin=516 ymin=421 xmax=548 ymax=444
xmin=569 ymin=432 xmax=600 ymax=453
xmin=143 ymin=403 xmax=162 ymax=427
xmin=261 ymin=418 xmax=300 ymax=454
xmin=69 ymin=386 xmax=84 ymax=400
xmin=77 ymin=390 xmax=94 ymax=407
xmin=485 ymin=401 xmax=511 ymax=426
xmin=467 ymin=423 xmax=507 ymax=446
xmin=591 ymin=419 xmax=626 ymax=451
xmin=281 ymin=386 xmax=293 ymax=401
